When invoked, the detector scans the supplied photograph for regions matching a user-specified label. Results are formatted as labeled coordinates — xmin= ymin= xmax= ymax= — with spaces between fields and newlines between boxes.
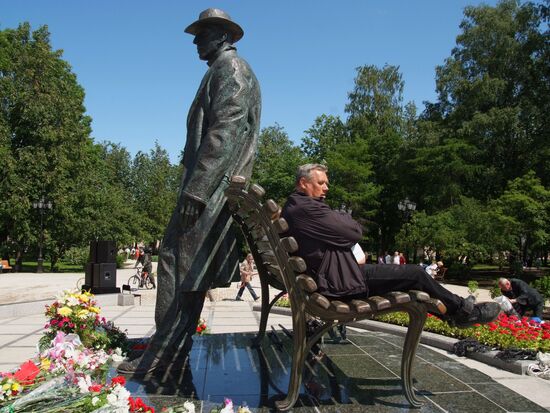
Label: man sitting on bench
xmin=281 ymin=164 xmax=500 ymax=328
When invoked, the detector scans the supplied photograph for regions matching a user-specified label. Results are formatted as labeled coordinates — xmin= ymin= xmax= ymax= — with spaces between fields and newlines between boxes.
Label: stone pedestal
xmin=118 ymin=293 xmax=134 ymax=306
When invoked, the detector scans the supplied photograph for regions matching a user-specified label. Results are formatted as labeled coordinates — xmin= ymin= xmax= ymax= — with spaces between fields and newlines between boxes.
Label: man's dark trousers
xmin=361 ymin=264 xmax=463 ymax=314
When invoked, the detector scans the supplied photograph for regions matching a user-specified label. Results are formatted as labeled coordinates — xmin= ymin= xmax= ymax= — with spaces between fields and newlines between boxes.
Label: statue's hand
xmin=180 ymin=195 xmax=206 ymax=231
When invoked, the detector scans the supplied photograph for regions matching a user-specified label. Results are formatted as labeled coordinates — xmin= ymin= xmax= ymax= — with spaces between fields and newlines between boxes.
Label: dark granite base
xmin=116 ymin=331 xmax=548 ymax=412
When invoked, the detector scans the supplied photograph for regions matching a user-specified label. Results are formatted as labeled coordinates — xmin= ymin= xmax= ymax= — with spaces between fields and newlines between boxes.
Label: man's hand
xmin=180 ymin=195 xmax=206 ymax=231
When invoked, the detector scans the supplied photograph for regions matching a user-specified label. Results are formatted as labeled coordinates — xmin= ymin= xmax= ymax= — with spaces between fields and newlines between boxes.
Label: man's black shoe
xmin=451 ymin=302 xmax=501 ymax=328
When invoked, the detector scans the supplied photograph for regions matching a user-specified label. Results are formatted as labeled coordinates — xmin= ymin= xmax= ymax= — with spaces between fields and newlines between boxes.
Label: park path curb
xmin=0 ymin=294 xmax=120 ymax=318
xmin=253 ymin=305 xmax=533 ymax=376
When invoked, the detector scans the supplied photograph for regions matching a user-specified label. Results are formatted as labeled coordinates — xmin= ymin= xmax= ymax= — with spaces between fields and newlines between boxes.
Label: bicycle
xmin=127 ymin=266 xmax=155 ymax=290
xmin=76 ymin=277 xmax=85 ymax=290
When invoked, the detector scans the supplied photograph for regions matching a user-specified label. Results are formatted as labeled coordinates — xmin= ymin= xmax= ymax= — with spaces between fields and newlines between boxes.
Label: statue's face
xmin=193 ymin=26 xmax=225 ymax=61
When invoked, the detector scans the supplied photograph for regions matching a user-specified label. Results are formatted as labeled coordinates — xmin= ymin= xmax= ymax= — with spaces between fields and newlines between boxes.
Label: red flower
xmin=129 ymin=396 xmax=155 ymax=412
xmin=13 ymin=360 xmax=40 ymax=386
xmin=89 ymin=384 xmax=103 ymax=392
xmin=111 ymin=376 xmax=126 ymax=387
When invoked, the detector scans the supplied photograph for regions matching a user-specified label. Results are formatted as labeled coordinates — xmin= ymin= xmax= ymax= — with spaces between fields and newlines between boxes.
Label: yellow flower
xmin=40 ymin=358 xmax=51 ymax=371
xmin=2 ymin=383 xmax=10 ymax=391
xmin=11 ymin=382 xmax=20 ymax=392
xmin=88 ymin=306 xmax=100 ymax=314
xmin=78 ymin=294 xmax=89 ymax=303
xmin=57 ymin=307 xmax=72 ymax=317
xmin=77 ymin=309 xmax=89 ymax=318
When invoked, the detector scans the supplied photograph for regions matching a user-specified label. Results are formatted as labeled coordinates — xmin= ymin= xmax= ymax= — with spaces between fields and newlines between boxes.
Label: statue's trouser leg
xmin=147 ymin=291 xmax=207 ymax=364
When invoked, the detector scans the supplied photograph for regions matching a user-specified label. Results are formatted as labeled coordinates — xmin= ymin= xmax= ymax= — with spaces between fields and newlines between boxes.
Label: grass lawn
xmin=471 ymin=264 xmax=501 ymax=270
xmin=4 ymin=259 xmax=84 ymax=273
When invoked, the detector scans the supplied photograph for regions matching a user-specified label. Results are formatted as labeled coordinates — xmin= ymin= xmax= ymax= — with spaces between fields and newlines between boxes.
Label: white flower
xmin=77 ymin=375 xmax=93 ymax=394
xmin=66 ymin=295 xmax=80 ymax=306
xmin=183 ymin=401 xmax=196 ymax=413
xmin=111 ymin=348 xmax=125 ymax=363
xmin=92 ymin=396 xmax=100 ymax=406
xmin=106 ymin=384 xmax=131 ymax=410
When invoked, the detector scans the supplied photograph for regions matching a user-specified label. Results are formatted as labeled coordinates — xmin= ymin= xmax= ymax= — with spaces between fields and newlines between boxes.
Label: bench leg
xmin=275 ymin=303 xmax=307 ymax=411
xmin=253 ymin=277 xmax=276 ymax=346
xmin=401 ymin=301 xmax=427 ymax=407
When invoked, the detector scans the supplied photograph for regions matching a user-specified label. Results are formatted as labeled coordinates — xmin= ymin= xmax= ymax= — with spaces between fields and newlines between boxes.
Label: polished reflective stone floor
xmin=121 ymin=331 xmax=548 ymax=412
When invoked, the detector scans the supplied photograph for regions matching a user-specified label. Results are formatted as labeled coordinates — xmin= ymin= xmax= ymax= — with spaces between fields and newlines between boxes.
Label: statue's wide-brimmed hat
xmin=185 ymin=8 xmax=244 ymax=42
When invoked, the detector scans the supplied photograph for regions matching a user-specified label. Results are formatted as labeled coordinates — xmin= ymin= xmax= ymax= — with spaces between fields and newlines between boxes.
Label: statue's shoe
xmin=117 ymin=354 xmax=165 ymax=375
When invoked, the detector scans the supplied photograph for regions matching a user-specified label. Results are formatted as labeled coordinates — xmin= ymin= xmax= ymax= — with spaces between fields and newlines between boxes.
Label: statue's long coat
xmin=155 ymin=45 xmax=261 ymax=335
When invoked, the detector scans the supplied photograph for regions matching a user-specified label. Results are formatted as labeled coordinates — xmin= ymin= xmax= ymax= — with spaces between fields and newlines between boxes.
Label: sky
xmin=1 ymin=0 xmax=499 ymax=163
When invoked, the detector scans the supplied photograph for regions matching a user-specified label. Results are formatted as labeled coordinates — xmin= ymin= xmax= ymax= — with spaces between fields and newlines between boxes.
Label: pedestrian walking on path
xmin=236 ymin=253 xmax=259 ymax=301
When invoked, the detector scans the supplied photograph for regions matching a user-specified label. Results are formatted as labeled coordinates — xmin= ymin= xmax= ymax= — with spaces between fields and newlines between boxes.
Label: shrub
xmin=62 ymin=246 xmax=89 ymax=268
xmin=511 ymin=260 xmax=524 ymax=277
xmin=467 ymin=280 xmax=479 ymax=297
xmin=274 ymin=294 xmax=290 ymax=308
xmin=116 ymin=254 xmax=126 ymax=269
xmin=531 ymin=276 xmax=550 ymax=301
xmin=490 ymin=279 xmax=502 ymax=299
xmin=447 ymin=262 xmax=471 ymax=279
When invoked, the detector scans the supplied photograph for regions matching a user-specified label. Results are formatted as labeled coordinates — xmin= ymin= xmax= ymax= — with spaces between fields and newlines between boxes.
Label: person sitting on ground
xmin=498 ymin=277 xmax=544 ymax=320
xmin=236 ymin=253 xmax=259 ymax=301
xmin=281 ymin=163 xmax=500 ymax=328
xmin=425 ymin=261 xmax=443 ymax=278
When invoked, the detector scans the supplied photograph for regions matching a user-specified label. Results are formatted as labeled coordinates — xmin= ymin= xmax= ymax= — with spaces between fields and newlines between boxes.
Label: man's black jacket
xmin=281 ymin=191 xmax=367 ymax=298
xmin=502 ymin=278 xmax=543 ymax=307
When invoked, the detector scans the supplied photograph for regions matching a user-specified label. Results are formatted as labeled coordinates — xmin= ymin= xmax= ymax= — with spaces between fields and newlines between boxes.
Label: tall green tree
xmin=252 ymin=124 xmax=305 ymax=204
xmin=433 ymin=0 xmax=550 ymax=195
xmin=493 ymin=171 xmax=550 ymax=263
xmin=301 ymin=114 xmax=348 ymax=163
xmin=130 ymin=141 xmax=182 ymax=243
xmin=344 ymin=64 xmax=412 ymax=251
xmin=0 ymin=23 xmax=93 ymax=268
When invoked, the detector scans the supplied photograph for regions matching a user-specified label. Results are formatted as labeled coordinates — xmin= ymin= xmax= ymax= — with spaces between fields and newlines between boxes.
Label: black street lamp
xmin=398 ymin=197 xmax=417 ymax=260
xmin=398 ymin=197 xmax=417 ymax=219
xmin=32 ymin=197 xmax=52 ymax=273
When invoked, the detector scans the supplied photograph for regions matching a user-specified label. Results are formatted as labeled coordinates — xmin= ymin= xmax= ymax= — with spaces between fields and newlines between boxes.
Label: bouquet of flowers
xmin=209 ymin=398 xmax=252 ymax=413
xmin=0 ymin=289 xmax=134 ymax=412
xmin=0 ymin=331 xmax=127 ymax=411
xmin=39 ymin=289 xmax=128 ymax=353
xmin=196 ymin=318 xmax=209 ymax=336
xmin=0 ymin=374 xmax=154 ymax=412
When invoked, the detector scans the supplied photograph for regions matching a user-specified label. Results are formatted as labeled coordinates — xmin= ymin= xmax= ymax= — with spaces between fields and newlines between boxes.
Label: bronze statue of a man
xmin=118 ymin=8 xmax=261 ymax=374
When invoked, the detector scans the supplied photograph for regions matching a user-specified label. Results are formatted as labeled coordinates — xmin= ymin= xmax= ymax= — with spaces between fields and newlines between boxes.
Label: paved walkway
xmin=0 ymin=269 xmax=549 ymax=411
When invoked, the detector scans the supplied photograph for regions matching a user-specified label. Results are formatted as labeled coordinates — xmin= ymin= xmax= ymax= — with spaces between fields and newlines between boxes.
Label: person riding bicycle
xmin=138 ymin=247 xmax=156 ymax=289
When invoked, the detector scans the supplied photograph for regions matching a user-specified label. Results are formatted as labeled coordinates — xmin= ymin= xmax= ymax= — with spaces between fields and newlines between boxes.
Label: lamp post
xmin=398 ymin=197 xmax=417 ymax=261
xmin=32 ymin=197 xmax=52 ymax=273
